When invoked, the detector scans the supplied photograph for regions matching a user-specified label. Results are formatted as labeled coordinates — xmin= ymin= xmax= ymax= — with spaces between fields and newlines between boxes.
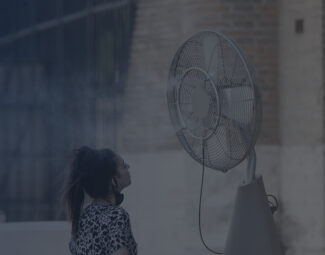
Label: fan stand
xmin=246 ymin=149 xmax=256 ymax=184
xmin=224 ymin=148 xmax=284 ymax=255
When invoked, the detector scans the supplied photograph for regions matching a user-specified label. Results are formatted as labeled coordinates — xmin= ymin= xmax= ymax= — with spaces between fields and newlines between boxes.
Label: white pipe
xmin=0 ymin=0 xmax=131 ymax=46
xmin=246 ymin=148 xmax=256 ymax=184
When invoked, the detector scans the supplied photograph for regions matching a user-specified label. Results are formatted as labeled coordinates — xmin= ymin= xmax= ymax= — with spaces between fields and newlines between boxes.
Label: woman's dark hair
xmin=63 ymin=146 xmax=118 ymax=239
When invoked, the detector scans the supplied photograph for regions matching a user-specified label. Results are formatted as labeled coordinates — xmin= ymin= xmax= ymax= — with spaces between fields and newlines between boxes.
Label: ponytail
xmin=63 ymin=146 xmax=97 ymax=240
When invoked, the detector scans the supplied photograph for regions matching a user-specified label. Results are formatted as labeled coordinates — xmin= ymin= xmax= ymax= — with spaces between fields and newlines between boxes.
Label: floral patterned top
xmin=69 ymin=202 xmax=137 ymax=255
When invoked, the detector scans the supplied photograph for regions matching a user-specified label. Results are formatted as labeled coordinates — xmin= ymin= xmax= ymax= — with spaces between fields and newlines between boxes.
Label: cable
xmin=199 ymin=140 xmax=224 ymax=254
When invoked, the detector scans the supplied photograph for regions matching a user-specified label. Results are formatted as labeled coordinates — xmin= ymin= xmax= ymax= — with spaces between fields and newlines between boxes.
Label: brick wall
xmin=118 ymin=0 xmax=279 ymax=153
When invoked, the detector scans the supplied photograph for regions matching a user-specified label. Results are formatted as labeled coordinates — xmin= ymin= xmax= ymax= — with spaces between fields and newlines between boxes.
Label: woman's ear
xmin=112 ymin=177 xmax=118 ymax=189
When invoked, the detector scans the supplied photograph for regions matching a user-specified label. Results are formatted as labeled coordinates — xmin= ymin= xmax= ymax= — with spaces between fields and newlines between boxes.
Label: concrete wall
xmin=0 ymin=222 xmax=70 ymax=255
xmin=278 ymin=0 xmax=325 ymax=254
xmin=121 ymin=147 xmax=280 ymax=254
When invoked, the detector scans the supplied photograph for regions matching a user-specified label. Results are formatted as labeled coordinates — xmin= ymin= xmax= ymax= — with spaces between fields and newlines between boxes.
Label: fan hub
xmin=177 ymin=67 xmax=220 ymax=140
xmin=191 ymin=84 xmax=210 ymax=119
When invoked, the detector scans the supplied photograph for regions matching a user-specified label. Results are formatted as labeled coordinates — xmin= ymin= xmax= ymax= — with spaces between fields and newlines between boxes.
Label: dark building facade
xmin=0 ymin=0 xmax=136 ymax=221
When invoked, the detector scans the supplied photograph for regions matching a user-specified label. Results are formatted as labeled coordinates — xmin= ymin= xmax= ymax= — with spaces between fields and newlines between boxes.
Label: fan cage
xmin=167 ymin=30 xmax=262 ymax=172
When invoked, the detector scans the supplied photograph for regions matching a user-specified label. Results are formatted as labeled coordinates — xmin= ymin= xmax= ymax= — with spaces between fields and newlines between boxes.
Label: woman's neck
xmin=93 ymin=193 xmax=116 ymax=206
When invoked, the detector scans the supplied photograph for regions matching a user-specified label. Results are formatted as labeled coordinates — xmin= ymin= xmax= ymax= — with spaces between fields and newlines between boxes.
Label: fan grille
xmin=167 ymin=31 xmax=262 ymax=172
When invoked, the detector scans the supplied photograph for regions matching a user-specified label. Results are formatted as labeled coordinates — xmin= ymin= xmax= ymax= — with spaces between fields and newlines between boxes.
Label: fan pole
xmin=246 ymin=148 xmax=256 ymax=184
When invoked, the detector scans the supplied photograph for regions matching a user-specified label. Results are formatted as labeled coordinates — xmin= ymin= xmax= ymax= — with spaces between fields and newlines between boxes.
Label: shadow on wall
xmin=0 ymin=221 xmax=71 ymax=255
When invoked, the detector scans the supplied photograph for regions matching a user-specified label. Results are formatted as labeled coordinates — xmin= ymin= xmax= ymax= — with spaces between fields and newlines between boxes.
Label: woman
xmin=63 ymin=146 xmax=137 ymax=255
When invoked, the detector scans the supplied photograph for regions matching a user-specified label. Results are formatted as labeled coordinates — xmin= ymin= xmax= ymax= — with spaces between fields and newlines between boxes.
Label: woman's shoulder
xmin=114 ymin=206 xmax=129 ymax=217
xmin=82 ymin=203 xmax=129 ymax=222
xmin=105 ymin=205 xmax=129 ymax=221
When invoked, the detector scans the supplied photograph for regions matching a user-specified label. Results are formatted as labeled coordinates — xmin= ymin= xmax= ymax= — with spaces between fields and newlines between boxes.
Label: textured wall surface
xmin=121 ymin=147 xmax=281 ymax=255
xmin=278 ymin=0 xmax=325 ymax=254
xmin=118 ymin=0 xmax=279 ymax=155
xmin=0 ymin=222 xmax=70 ymax=254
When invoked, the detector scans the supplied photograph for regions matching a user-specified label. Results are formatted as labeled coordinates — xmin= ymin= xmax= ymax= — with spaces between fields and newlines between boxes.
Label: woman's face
xmin=113 ymin=155 xmax=131 ymax=191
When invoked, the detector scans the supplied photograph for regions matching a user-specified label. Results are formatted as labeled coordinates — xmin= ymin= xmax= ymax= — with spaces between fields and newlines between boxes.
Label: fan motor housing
xmin=177 ymin=67 xmax=221 ymax=140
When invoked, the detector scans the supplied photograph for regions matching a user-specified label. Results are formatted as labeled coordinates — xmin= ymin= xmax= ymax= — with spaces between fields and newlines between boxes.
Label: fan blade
xmin=220 ymin=86 xmax=254 ymax=125
xmin=203 ymin=36 xmax=219 ymax=82
xmin=215 ymin=116 xmax=249 ymax=161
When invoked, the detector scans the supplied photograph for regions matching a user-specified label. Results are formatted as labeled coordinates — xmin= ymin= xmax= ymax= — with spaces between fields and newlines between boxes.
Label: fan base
xmin=224 ymin=175 xmax=284 ymax=255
